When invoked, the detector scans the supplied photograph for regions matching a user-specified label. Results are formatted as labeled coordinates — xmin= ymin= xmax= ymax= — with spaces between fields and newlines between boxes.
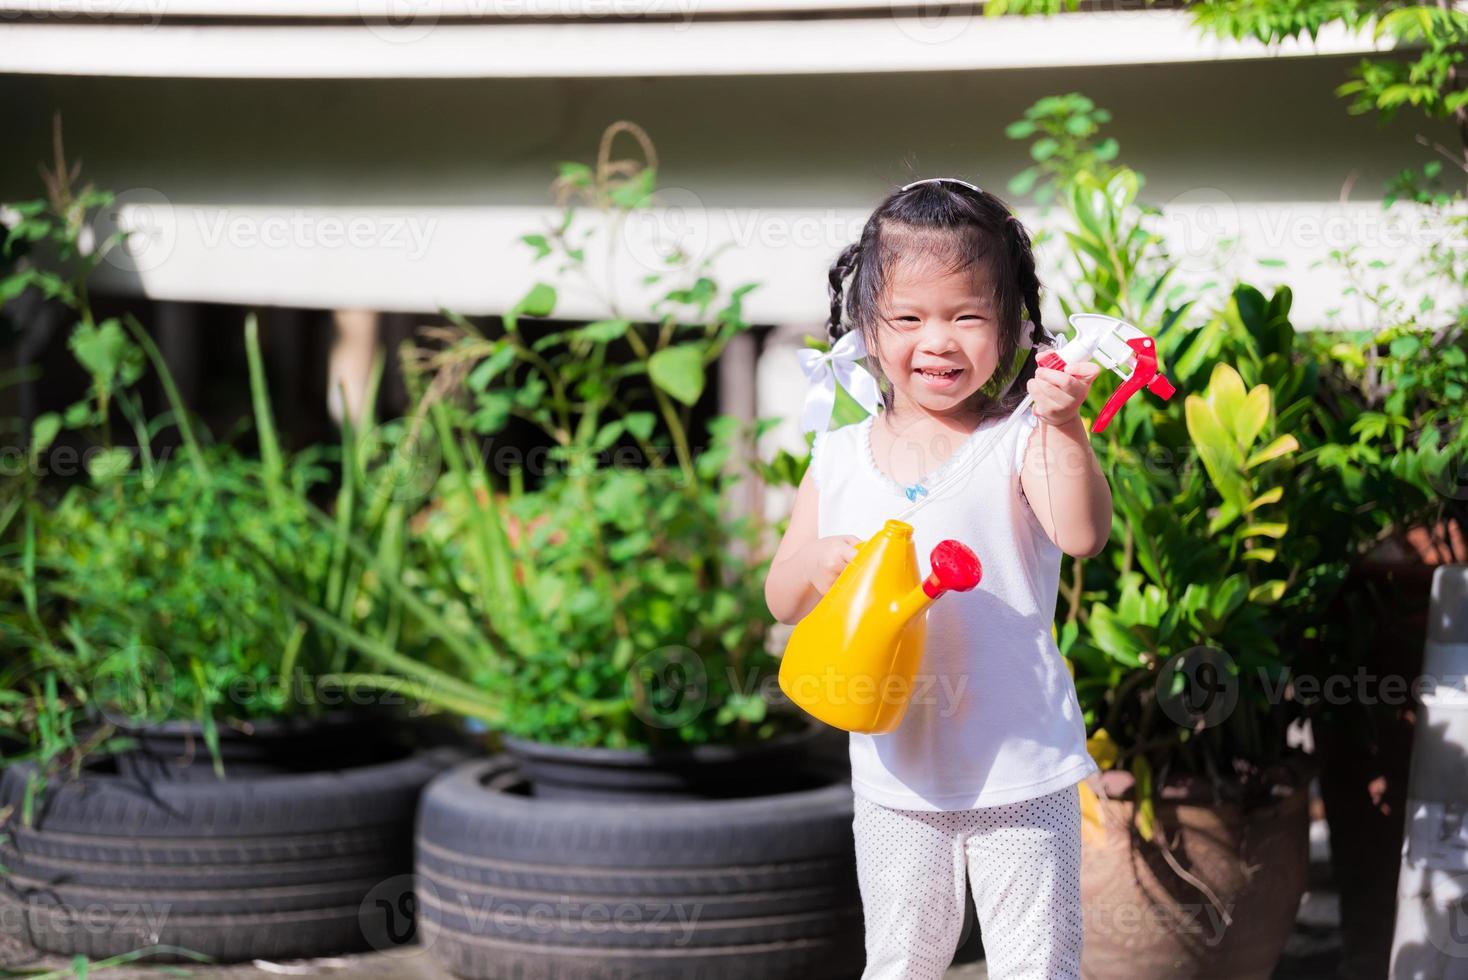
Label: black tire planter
xmin=106 ymin=705 xmax=446 ymax=781
xmin=415 ymin=755 xmax=865 ymax=980
xmin=499 ymin=717 xmax=827 ymax=801
xmin=0 ymin=745 xmax=466 ymax=962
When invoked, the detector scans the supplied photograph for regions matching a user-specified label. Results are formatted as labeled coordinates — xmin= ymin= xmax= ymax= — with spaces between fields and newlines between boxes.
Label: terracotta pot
xmin=1079 ymin=763 xmax=1312 ymax=980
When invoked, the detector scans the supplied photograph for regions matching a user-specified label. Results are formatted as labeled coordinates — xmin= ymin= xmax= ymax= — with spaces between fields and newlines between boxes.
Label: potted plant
xmin=0 ymin=128 xmax=464 ymax=964
xmin=279 ymin=122 xmax=863 ymax=979
xmin=1290 ymin=161 xmax=1468 ymax=978
xmin=1004 ymin=108 xmax=1321 ymax=976
xmin=1011 ymin=98 xmax=1467 ymax=977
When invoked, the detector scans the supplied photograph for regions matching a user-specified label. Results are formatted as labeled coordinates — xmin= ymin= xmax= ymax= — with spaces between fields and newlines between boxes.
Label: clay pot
xmin=1079 ymin=761 xmax=1313 ymax=980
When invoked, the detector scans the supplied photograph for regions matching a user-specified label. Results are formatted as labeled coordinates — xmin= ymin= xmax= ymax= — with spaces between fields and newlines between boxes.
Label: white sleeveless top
xmin=808 ymin=405 xmax=1098 ymax=811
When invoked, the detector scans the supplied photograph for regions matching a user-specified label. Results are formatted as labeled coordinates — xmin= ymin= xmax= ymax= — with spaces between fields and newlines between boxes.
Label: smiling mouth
xmin=915 ymin=368 xmax=962 ymax=379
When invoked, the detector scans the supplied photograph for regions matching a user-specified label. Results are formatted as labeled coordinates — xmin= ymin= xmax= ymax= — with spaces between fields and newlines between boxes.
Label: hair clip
xmin=901 ymin=177 xmax=983 ymax=194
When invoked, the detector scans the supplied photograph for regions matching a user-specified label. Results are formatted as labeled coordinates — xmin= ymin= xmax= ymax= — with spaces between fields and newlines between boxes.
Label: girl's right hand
xmin=803 ymin=535 xmax=863 ymax=595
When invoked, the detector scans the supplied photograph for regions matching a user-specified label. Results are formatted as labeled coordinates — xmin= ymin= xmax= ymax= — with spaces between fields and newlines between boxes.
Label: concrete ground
xmin=0 ymin=807 xmax=1342 ymax=980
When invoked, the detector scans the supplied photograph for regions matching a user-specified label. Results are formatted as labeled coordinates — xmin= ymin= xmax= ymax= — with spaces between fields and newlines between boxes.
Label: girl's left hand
xmin=1027 ymin=362 xmax=1101 ymax=426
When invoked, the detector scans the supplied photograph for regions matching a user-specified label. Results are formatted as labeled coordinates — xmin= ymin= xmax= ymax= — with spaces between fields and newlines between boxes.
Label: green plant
xmin=1003 ymin=94 xmax=1120 ymax=209
xmin=1000 ymin=100 xmax=1458 ymax=851
xmin=283 ymin=122 xmax=797 ymax=750
xmin=0 ymin=121 xmax=418 ymax=785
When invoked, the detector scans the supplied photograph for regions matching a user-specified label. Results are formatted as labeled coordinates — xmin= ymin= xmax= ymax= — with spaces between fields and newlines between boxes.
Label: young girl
xmin=764 ymin=177 xmax=1110 ymax=980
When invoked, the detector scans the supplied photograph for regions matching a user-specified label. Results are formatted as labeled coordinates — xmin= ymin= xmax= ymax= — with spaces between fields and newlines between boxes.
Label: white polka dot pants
xmin=851 ymin=784 xmax=1084 ymax=980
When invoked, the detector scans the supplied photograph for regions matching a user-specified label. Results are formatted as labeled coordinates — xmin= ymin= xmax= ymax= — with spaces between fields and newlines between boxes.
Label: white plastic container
xmin=1390 ymin=566 xmax=1468 ymax=979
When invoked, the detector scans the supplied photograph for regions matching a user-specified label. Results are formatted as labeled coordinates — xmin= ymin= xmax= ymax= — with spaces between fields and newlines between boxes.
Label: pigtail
xmin=1000 ymin=215 xmax=1047 ymax=409
xmin=825 ymin=242 xmax=862 ymax=346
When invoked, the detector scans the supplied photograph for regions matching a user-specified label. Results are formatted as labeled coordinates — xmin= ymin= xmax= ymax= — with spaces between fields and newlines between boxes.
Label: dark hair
xmin=825 ymin=179 xmax=1048 ymax=423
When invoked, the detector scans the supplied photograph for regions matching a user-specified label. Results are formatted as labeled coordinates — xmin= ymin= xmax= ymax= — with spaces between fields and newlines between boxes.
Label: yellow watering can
xmin=778 ymin=520 xmax=982 ymax=734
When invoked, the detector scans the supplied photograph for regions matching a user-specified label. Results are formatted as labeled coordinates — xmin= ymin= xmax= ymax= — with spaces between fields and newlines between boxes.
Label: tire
xmin=415 ymin=756 xmax=865 ymax=980
xmin=0 ymin=746 xmax=465 ymax=962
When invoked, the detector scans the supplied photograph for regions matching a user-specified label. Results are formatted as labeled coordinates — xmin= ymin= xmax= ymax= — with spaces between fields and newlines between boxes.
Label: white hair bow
xmin=796 ymin=330 xmax=882 ymax=434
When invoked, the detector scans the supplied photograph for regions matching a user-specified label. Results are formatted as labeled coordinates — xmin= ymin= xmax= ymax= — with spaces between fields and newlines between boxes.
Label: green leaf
xmin=86 ymin=447 xmax=134 ymax=484
xmin=1185 ymin=393 xmax=1248 ymax=514
xmin=623 ymin=411 xmax=656 ymax=441
xmin=512 ymin=282 xmax=557 ymax=319
xmin=1235 ymin=384 xmax=1271 ymax=451
xmin=647 ymin=344 xmax=706 ymax=406
xmin=577 ymin=319 xmax=631 ymax=343
xmin=468 ymin=343 xmax=517 ymax=391
xmin=556 ymin=161 xmax=593 ymax=185
xmin=1209 ymin=574 xmax=1250 ymax=621
xmin=1244 ymin=434 xmax=1299 ymax=469
xmin=1087 ymin=604 xmax=1145 ymax=667
xmin=30 ymin=412 xmax=60 ymax=454
xmin=1248 ymin=579 xmax=1287 ymax=604
xmin=593 ymin=421 xmax=625 ymax=451
xmin=1132 ymin=756 xmax=1155 ymax=841
xmin=609 ymin=168 xmax=657 ymax=209
xmin=68 ymin=318 xmax=141 ymax=388
xmin=470 ymin=391 xmax=513 ymax=433
xmin=1204 ymin=362 xmax=1248 ymax=436
xmin=1245 ymin=486 xmax=1283 ymax=511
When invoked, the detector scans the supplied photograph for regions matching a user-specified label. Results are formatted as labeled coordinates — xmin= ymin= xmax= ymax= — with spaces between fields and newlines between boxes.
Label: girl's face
xmin=872 ymin=255 xmax=1001 ymax=424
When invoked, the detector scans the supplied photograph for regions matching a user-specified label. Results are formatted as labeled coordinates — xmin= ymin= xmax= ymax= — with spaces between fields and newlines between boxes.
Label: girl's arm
xmin=764 ymin=468 xmax=860 ymax=625
xmin=1020 ymin=364 xmax=1114 ymax=559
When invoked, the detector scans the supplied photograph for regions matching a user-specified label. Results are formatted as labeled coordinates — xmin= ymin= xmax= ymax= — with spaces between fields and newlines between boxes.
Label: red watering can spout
xmin=922 ymin=540 xmax=983 ymax=598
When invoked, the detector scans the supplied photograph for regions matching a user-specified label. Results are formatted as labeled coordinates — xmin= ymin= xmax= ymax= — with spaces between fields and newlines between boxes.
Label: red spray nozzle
xmin=922 ymin=540 xmax=983 ymax=598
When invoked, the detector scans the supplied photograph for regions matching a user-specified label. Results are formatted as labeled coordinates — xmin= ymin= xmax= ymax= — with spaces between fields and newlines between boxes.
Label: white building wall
xmin=0 ymin=16 xmax=1458 ymax=481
